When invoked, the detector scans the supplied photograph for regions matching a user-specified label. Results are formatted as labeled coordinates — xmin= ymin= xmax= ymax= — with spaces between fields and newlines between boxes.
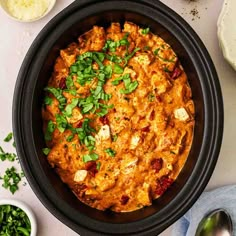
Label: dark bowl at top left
xmin=12 ymin=0 xmax=223 ymax=235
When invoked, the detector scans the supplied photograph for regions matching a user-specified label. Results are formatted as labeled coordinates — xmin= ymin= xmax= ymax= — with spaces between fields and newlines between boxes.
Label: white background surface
xmin=0 ymin=0 xmax=235 ymax=235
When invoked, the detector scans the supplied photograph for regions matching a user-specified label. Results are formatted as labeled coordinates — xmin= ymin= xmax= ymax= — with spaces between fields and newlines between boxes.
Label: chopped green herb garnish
xmin=66 ymin=134 xmax=74 ymax=142
xmin=0 ymin=167 xmax=22 ymax=194
xmin=45 ymin=120 xmax=56 ymax=141
xmin=42 ymin=148 xmax=51 ymax=155
xmin=77 ymin=118 xmax=96 ymax=151
xmin=44 ymin=96 xmax=53 ymax=106
xmin=82 ymin=153 xmax=99 ymax=163
xmin=141 ymin=27 xmax=150 ymax=35
xmin=113 ymin=64 xmax=124 ymax=74
xmin=56 ymin=114 xmax=68 ymax=133
xmin=120 ymin=73 xmax=139 ymax=94
xmin=148 ymin=93 xmax=155 ymax=102
xmin=105 ymin=148 xmax=116 ymax=157
xmin=154 ymin=48 xmax=176 ymax=62
xmin=143 ymin=45 xmax=150 ymax=50
xmin=112 ymin=134 xmax=118 ymax=142
xmin=4 ymin=133 xmax=13 ymax=142
xmin=66 ymin=76 xmax=75 ymax=89
xmin=63 ymin=98 xmax=79 ymax=117
xmin=44 ymin=87 xmax=67 ymax=109
xmin=0 ymin=204 xmax=31 ymax=235
xmin=96 ymin=162 xmax=101 ymax=170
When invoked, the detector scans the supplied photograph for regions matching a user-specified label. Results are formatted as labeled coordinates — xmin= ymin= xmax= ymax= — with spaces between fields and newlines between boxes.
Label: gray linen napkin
xmin=171 ymin=185 xmax=236 ymax=236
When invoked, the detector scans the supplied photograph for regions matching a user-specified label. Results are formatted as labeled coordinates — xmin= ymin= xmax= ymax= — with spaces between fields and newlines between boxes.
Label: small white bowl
xmin=0 ymin=0 xmax=56 ymax=22
xmin=217 ymin=0 xmax=236 ymax=70
xmin=0 ymin=199 xmax=37 ymax=236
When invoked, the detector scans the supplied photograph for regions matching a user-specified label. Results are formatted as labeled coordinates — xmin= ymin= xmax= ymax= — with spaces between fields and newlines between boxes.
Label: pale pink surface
xmin=0 ymin=0 xmax=235 ymax=235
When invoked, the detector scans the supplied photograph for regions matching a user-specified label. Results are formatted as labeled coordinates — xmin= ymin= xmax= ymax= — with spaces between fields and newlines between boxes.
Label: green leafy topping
xmin=44 ymin=96 xmax=53 ymax=106
xmin=4 ymin=133 xmax=13 ymax=142
xmin=56 ymin=114 xmax=68 ymax=133
xmin=82 ymin=153 xmax=99 ymax=163
xmin=112 ymin=74 xmax=127 ymax=86
xmin=148 ymin=93 xmax=155 ymax=102
xmin=112 ymin=134 xmax=118 ymax=142
xmin=66 ymin=135 xmax=74 ymax=142
xmin=119 ymin=74 xmax=139 ymax=94
xmin=0 ymin=146 xmax=16 ymax=162
xmin=44 ymin=87 xmax=66 ymax=109
xmin=143 ymin=45 xmax=150 ymax=50
xmin=0 ymin=167 xmax=22 ymax=194
xmin=42 ymin=148 xmax=51 ymax=155
xmin=45 ymin=120 xmax=56 ymax=141
xmin=77 ymin=118 xmax=96 ymax=151
xmin=96 ymin=162 xmax=101 ymax=170
xmin=141 ymin=27 xmax=150 ymax=35
xmin=66 ymin=76 xmax=75 ymax=89
xmin=124 ymin=47 xmax=140 ymax=65
xmin=0 ymin=204 xmax=31 ymax=235
xmin=113 ymin=64 xmax=124 ymax=74
xmin=105 ymin=148 xmax=116 ymax=157
xmin=153 ymin=48 xmax=176 ymax=62
xmin=103 ymin=33 xmax=130 ymax=52
xmin=63 ymin=98 xmax=79 ymax=117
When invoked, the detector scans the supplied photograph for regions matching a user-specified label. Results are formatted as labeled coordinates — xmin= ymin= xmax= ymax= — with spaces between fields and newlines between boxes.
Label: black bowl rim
xmin=12 ymin=0 xmax=224 ymax=235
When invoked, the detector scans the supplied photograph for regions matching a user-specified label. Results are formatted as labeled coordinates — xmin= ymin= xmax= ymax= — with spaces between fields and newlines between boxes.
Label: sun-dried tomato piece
xmin=151 ymin=158 xmax=163 ymax=173
xmin=120 ymin=195 xmax=130 ymax=205
xmin=85 ymin=161 xmax=98 ymax=177
xmin=76 ymin=121 xmax=83 ymax=128
xmin=156 ymin=95 xmax=162 ymax=102
xmin=171 ymin=67 xmax=182 ymax=80
xmin=141 ymin=126 xmax=150 ymax=132
xmin=99 ymin=116 xmax=109 ymax=125
xmin=149 ymin=110 xmax=155 ymax=121
xmin=155 ymin=176 xmax=174 ymax=196
xmin=59 ymin=77 xmax=66 ymax=89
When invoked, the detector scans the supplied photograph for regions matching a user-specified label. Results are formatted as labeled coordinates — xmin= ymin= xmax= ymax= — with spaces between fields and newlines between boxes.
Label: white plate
xmin=217 ymin=0 xmax=236 ymax=70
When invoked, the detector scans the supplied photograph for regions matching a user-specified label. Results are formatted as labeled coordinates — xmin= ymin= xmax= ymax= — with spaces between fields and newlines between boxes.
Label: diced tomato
xmin=171 ymin=67 xmax=182 ymax=80
xmin=141 ymin=126 xmax=150 ymax=132
xmin=99 ymin=116 xmax=109 ymax=125
xmin=85 ymin=161 xmax=98 ymax=177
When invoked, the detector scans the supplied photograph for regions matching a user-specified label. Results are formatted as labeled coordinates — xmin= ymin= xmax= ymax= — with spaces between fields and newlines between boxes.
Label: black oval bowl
xmin=12 ymin=0 xmax=223 ymax=235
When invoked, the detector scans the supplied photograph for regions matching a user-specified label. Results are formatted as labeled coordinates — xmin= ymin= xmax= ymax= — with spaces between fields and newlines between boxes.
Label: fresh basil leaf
xmin=105 ymin=148 xmax=116 ymax=157
xmin=45 ymin=120 xmax=56 ymax=141
xmin=141 ymin=27 xmax=150 ymax=35
xmin=66 ymin=76 xmax=75 ymax=89
xmin=42 ymin=148 xmax=51 ymax=155
xmin=44 ymin=96 xmax=53 ymax=105
xmin=56 ymin=114 xmax=67 ymax=133
xmin=114 ymin=64 xmax=124 ymax=74
xmin=64 ymin=98 xmax=79 ymax=117
xmin=82 ymin=153 xmax=99 ymax=163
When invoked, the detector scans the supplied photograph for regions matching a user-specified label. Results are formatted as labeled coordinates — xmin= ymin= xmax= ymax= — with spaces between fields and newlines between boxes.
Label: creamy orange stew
xmin=42 ymin=22 xmax=195 ymax=212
